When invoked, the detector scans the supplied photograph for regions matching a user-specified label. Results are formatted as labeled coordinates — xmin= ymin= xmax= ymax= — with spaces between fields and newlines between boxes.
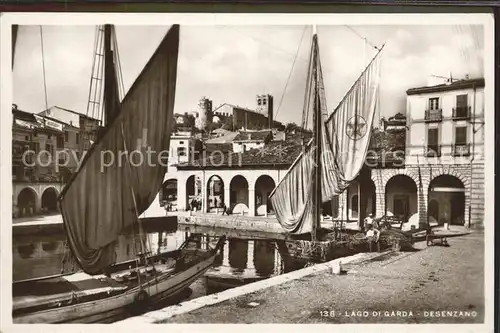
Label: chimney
xmin=12 ymin=104 xmax=17 ymax=111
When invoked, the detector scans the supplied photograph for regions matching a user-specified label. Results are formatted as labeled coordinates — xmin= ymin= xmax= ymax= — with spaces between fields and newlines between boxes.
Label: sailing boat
xmin=269 ymin=26 xmax=409 ymax=262
xmin=12 ymin=24 xmax=225 ymax=324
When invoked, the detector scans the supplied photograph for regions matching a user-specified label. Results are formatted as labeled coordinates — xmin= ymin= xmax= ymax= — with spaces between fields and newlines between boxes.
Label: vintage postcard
xmin=0 ymin=11 xmax=494 ymax=333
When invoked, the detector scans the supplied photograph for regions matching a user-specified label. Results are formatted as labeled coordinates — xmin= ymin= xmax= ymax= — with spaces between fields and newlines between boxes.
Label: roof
xmin=233 ymin=130 xmax=272 ymax=142
xmin=41 ymin=115 xmax=79 ymax=129
xmin=39 ymin=106 xmax=99 ymax=121
xmin=204 ymin=143 xmax=233 ymax=154
xmin=205 ymin=131 xmax=239 ymax=144
xmin=177 ymin=139 xmax=304 ymax=169
xmin=177 ymin=128 xmax=406 ymax=170
xmin=406 ymin=78 xmax=485 ymax=95
xmin=13 ymin=109 xmax=37 ymax=123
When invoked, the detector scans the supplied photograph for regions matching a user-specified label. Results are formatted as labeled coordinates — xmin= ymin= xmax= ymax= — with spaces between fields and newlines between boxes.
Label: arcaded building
xmin=146 ymin=78 xmax=485 ymax=230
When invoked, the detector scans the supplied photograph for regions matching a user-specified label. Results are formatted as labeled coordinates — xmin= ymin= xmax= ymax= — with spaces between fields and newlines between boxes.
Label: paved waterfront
xmin=157 ymin=232 xmax=484 ymax=324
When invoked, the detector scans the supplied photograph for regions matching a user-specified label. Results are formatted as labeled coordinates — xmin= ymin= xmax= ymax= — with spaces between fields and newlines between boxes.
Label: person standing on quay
xmin=365 ymin=223 xmax=380 ymax=252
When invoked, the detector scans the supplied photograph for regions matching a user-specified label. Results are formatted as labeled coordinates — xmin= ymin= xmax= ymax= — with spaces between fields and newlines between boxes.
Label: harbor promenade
xmin=118 ymin=231 xmax=484 ymax=324
xmin=12 ymin=211 xmax=360 ymax=233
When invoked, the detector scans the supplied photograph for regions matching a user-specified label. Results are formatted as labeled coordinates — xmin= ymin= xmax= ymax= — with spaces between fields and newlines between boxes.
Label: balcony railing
xmin=452 ymin=106 xmax=471 ymax=120
xmin=425 ymin=145 xmax=441 ymax=157
xmin=425 ymin=109 xmax=443 ymax=122
xmin=453 ymin=143 xmax=471 ymax=156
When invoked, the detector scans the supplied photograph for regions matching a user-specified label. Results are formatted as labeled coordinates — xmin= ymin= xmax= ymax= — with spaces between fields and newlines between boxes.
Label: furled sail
xmin=269 ymin=32 xmax=382 ymax=235
xmin=59 ymin=25 xmax=180 ymax=274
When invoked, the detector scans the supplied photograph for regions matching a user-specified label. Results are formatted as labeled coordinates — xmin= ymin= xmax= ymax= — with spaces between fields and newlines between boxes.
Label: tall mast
xmin=311 ymin=25 xmax=322 ymax=242
xmin=103 ymin=24 xmax=119 ymax=128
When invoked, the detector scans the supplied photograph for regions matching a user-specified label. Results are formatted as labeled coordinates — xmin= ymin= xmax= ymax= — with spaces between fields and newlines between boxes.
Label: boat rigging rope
xmin=111 ymin=26 xmax=126 ymax=101
xmin=274 ymin=26 xmax=307 ymax=121
xmin=39 ymin=26 xmax=49 ymax=111
xmin=344 ymin=25 xmax=379 ymax=51
xmin=120 ymin=123 xmax=143 ymax=291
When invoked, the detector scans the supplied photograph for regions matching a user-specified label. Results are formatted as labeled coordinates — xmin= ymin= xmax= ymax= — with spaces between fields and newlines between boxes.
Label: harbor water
xmin=13 ymin=220 xmax=305 ymax=307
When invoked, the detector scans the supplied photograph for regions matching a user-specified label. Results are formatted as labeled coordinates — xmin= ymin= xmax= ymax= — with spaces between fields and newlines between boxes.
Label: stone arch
xmin=41 ymin=187 xmax=59 ymax=212
xmin=206 ymin=175 xmax=224 ymax=212
xmin=428 ymin=168 xmax=470 ymax=189
xmin=254 ymin=174 xmax=276 ymax=216
xmin=185 ymin=174 xmax=201 ymax=211
xmin=346 ymin=182 xmax=359 ymax=221
xmin=229 ymin=174 xmax=249 ymax=214
xmin=428 ymin=174 xmax=466 ymax=225
xmin=160 ymin=178 xmax=177 ymax=211
xmin=382 ymin=169 xmax=420 ymax=189
xmin=385 ymin=174 xmax=418 ymax=222
xmin=17 ymin=187 xmax=38 ymax=217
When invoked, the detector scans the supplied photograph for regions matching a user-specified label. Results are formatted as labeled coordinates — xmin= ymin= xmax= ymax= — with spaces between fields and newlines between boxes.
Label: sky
xmin=13 ymin=24 xmax=484 ymax=127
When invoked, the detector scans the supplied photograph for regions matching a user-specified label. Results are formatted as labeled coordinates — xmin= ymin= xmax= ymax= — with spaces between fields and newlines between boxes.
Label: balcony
xmin=425 ymin=145 xmax=441 ymax=157
xmin=425 ymin=109 xmax=442 ymax=122
xmin=452 ymin=143 xmax=471 ymax=156
xmin=452 ymin=106 xmax=471 ymax=120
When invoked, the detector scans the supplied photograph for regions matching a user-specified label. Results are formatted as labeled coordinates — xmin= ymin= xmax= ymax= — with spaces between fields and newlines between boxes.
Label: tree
xmin=222 ymin=115 xmax=234 ymax=131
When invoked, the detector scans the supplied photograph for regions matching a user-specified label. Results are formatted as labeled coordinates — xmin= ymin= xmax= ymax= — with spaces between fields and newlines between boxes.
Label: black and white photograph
xmin=1 ymin=11 xmax=494 ymax=332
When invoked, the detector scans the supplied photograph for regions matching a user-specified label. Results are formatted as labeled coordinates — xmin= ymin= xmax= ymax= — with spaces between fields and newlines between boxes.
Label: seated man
xmin=363 ymin=213 xmax=376 ymax=232
xmin=365 ymin=223 xmax=381 ymax=253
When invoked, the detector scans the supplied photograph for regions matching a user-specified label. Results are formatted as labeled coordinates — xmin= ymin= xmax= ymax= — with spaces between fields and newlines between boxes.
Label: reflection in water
xmin=254 ymin=240 xmax=276 ymax=276
xmin=229 ymin=238 xmax=247 ymax=273
xmin=16 ymin=244 xmax=36 ymax=260
xmin=41 ymin=242 xmax=60 ymax=254
xmin=13 ymin=223 xmax=302 ymax=301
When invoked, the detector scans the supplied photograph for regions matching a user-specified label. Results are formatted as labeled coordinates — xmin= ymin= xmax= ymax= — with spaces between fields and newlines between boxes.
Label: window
xmin=177 ymin=147 xmax=187 ymax=157
xmin=64 ymin=131 xmax=69 ymax=142
xmin=428 ymin=97 xmax=439 ymax=110
xmin=46 ymin=143 xmax=54 ymax=156
xmin=257 ymin=99 xmax=262 ymax=106
xmin=428 ymin=127 xmax=438 ymax=146
xmin=456 ymin=94 xmax=468 ymax=108
xmin=351 ymin=194 xmax=359 ymax=219
xmin=58 ymin=154 xmax=66 ymax=164
xmin=76 ymin=133 xmax=79 ymax=145
xmin=427 ymin=127 xmax=440 ymax=156
xmin=56 ymin=136 xmax=64 ymax=149
xmin=454 ymin=94 xmax=470 ymax=119
xmin=179 ymin=141 xmax=184 ymax=144
xmin=262 ymin=99 xmax=266 ymax=105
xmin=25 ymin=136 xmax=29 ymax=141
xmin=455 ymin=126 xmax=467 ymax=145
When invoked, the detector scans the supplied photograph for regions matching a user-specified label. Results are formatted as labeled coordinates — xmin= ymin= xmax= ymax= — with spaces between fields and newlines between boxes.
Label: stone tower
xmin=195 ymin=97 xmax=213 ymax=130
xmin=256 ymin=94 xmax=274 ymax=128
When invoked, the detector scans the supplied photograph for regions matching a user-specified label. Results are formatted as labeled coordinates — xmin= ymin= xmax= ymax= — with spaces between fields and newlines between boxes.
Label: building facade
xmin=145 ymin=78 xmax=485 ymax=230
xmin=212 ymin=94 xmax=275 ymax=131
xmin=12 ymin=105 xmax=100 ymax=218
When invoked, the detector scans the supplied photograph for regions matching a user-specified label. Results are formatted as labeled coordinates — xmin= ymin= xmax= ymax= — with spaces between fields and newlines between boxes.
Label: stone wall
xmin=370 ymin=162 xmax=484 ymax=228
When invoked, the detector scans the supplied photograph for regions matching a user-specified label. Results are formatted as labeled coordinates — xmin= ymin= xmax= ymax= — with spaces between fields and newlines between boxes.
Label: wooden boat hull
xmin=13 ymin=254 xmax=214 ymax=324
xmin=13 ymin=236 xmax=226 ymax=324
xmin=281 ymin=229 xmax=414 ymax=263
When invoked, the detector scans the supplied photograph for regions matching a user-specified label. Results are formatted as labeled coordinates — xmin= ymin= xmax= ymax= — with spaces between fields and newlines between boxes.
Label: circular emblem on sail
xmin=346 ymin=115 xmax=367 ymax=140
